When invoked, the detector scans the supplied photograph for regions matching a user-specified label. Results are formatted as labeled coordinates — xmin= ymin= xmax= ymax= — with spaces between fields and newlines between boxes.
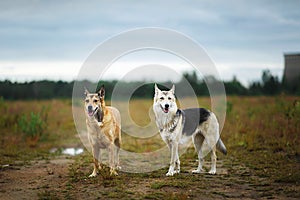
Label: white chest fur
xmin=87 ymin=121 xmax=110 ymax=148
xmin=157 ymin=113 xmax=183 ymax=144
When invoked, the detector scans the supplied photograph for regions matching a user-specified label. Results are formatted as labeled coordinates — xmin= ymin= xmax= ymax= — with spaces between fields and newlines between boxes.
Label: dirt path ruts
xmin=0 ymin=157 xmax=73 ymax=200
xmin=0 ymin=154 xmax=299 ymax=200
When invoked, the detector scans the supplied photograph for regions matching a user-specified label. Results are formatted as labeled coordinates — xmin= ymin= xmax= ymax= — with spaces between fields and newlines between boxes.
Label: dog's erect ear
xmin=98 ymin=85 xmax=105 ymax=98
xmin=154 ymin=83 xmax=160 ymax=96
xmin=170 ymin=84 xmax=175 ymax=94
xmin=84 ymin=87 xmax=90 ymax=96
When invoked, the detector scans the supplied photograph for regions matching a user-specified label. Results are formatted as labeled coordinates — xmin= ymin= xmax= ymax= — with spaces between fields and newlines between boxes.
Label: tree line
xmin=0 ymin=70 xmax=299 ymax=100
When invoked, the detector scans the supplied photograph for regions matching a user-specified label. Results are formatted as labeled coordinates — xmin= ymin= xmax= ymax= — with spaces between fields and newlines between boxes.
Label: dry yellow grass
xmin=0 ymin=96 xmax=299 ymax=199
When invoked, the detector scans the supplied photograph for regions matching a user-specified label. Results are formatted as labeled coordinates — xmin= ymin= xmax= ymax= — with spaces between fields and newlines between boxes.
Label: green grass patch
xmin=151 ymin=180 xmax=188 ymax=189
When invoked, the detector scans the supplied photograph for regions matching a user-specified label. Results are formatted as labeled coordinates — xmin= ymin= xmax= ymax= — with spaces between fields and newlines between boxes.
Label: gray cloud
xmin=0 ymin=0 xmax=299 ymax=83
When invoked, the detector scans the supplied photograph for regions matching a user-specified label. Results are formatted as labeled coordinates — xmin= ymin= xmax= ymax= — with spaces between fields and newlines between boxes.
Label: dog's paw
xmin=192 ymin=170 xmax=201 ymax=174
xmin=89 ymin=172 xmax=97 ymax=177
xmin=166 ymin=171 xmax=174 ymax=176
xmin=174 ymin=169 xmax=180 ymax=174
xmin=98 ymin=164 xmax=104 ymax=170
xmin=208 ymin=169 xmax=216 ymax=175
xmin=116 ymin=165 xmax=122 ymax=170
xmin=192 ymin=168 xmax=204 ymax=174
xmin=110 ymin=168 xmax=118 ymax=176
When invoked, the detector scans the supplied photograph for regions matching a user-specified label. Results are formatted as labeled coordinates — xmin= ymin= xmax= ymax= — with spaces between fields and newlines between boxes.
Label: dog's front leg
xmin=166 ymin=141 xmax=178 ymax=176
xmin=89 ymin=146 xmax=100 ymax=177
xmin=174 ymin=148 xmax=180 ymax=174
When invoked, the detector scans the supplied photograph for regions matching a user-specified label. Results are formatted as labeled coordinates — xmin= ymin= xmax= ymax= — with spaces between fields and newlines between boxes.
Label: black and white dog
xmin=153 ymin=84 xmax=227 ymax=176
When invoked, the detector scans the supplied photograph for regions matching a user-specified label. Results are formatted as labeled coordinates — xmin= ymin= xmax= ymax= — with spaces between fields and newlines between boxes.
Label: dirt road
xmin=1 ymin=151 xmax=299 ymax=200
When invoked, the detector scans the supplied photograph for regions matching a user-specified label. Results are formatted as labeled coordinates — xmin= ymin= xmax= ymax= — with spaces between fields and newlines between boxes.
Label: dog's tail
xmin=217 ymin=138 xmax=227 ymax=155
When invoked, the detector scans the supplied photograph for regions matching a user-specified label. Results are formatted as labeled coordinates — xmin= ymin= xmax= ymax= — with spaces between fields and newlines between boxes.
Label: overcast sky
xmin=0 ymin=0 xmax=299 ymax=86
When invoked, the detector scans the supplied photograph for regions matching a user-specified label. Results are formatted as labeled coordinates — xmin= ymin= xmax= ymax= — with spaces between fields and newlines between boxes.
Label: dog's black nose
xmin=88 ymin=105 xmax=93 ymax=111
xmin=165 ymin=104 xmax=169 ymax=109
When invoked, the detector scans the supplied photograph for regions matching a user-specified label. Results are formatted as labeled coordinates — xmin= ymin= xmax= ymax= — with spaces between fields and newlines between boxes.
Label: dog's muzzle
xmin=161 ymin=104 xmax=169 ymax=113
xmin=87 ymin=106 xmax=98 ymax=117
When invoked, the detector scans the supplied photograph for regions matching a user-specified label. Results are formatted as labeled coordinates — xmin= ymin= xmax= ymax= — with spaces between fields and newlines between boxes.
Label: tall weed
xmin=17 ymin=106 xmax=49 ymax=146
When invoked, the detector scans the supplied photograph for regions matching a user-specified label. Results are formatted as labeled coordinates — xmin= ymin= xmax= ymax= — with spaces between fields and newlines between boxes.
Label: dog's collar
xmin=96 ymin=108 xmax=104 ymax=123
xmin=169 ymin=109 xmax=182 ymax=132
xmin=160 ymin=109 xmax=182 ymax=133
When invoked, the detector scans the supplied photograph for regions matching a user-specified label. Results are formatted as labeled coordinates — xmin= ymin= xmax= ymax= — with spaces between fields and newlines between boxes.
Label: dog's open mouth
xmin=160 ymin=105 xmax=169 ymax=113
xmin=88 ymin=107 xmax=98 ymax=117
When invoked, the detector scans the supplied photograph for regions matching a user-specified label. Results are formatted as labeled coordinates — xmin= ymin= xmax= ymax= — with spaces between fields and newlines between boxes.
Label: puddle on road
xmin=50 ymin=147 xmax=84 ymax=156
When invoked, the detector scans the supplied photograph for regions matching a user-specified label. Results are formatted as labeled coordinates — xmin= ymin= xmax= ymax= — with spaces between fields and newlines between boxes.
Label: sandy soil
xmin=0 ymin=157 xmax=73 ymax=200
xmin=1 ymin=153 xmax=299 ymax=200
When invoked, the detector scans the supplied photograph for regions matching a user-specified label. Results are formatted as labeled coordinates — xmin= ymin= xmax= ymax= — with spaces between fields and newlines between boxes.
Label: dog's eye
xmin=93 ymin=99 xmax=98 ymax=103
xmin=168 ymin=97 xmax=172 ymax=100
xmin=160 ymin=97 xmax=164 ymax=100
xmin=85 ymin=99 xmax=89 ymax=103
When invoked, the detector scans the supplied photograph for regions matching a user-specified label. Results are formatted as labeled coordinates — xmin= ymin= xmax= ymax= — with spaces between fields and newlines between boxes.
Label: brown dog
xmin=84 ymin=85 xmax=121 ymax=176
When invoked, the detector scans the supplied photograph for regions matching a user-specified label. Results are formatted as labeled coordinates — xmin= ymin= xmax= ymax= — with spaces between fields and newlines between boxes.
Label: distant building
xmin=283 ymin=53 xmax=300 ymax=85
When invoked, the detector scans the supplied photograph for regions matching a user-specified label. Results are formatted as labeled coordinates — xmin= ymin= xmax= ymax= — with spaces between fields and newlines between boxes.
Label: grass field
xmin=0 ymin=96 xmax=299 ymax=199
